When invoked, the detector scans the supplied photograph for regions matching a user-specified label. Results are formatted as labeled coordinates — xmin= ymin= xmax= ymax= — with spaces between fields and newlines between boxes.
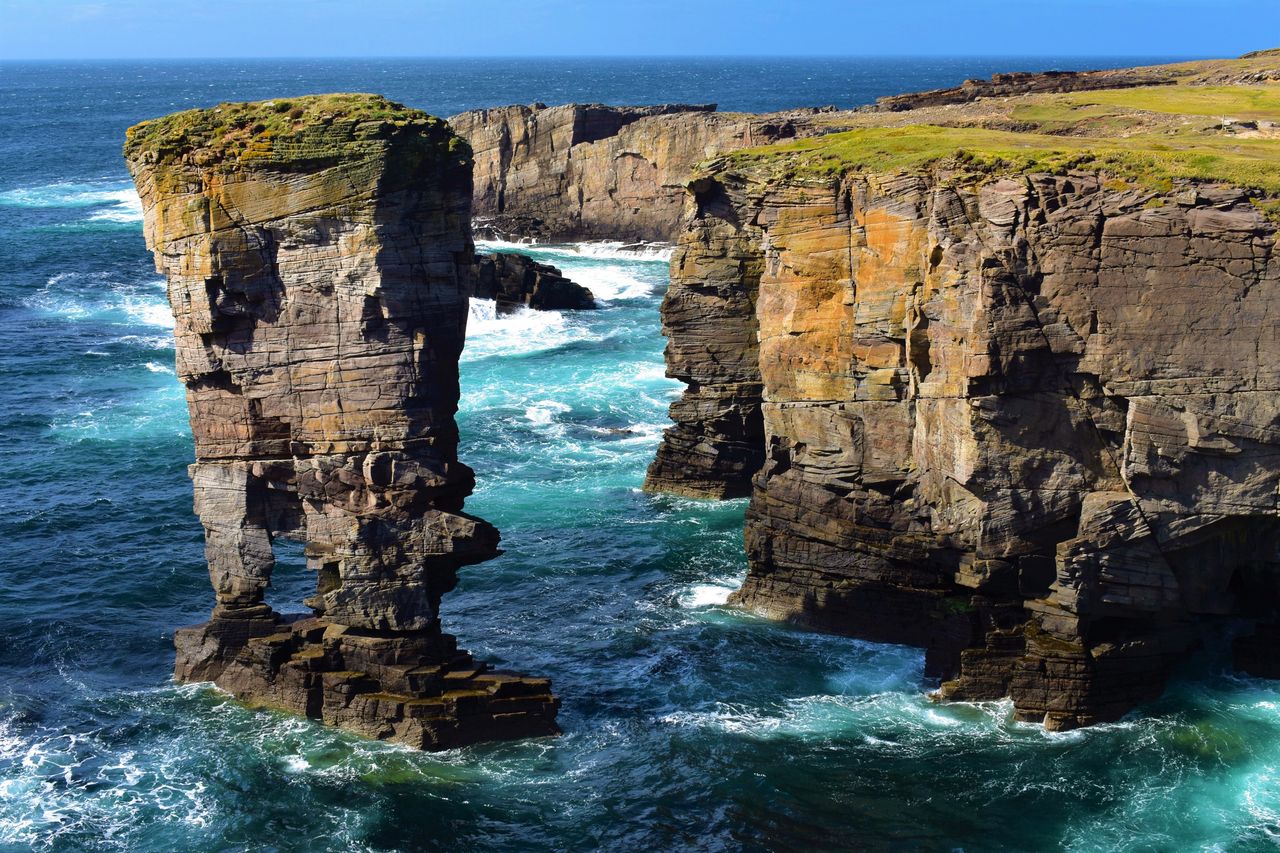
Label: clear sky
xmin=0 ymin=0 xmax=1275 ymax=60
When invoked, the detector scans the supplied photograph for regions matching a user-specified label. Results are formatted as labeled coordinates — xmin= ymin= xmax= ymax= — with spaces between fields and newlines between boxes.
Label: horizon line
xmin=0 ymin=52 xmax=1211 ymax=63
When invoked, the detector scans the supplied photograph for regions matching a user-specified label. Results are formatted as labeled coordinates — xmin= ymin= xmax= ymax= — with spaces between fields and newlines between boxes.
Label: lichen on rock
xmin=126 ymin=93 xmax=558 ymax=750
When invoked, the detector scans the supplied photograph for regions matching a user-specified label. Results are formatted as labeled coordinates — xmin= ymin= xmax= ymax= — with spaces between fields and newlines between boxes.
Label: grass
xmin=724 ymin=84 xmax=1280 ymax=195
xmin=1012 ymin=85 xmax=1280 ymax=124
xmin=124 ymin=93 xmax=461 ymax=170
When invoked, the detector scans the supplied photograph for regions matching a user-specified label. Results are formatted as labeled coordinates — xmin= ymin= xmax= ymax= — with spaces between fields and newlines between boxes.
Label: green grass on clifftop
xmin=727 ymin=83 xmax=1280 ymax=196
xmin=124 ymin=93 xmax=467 ymax=170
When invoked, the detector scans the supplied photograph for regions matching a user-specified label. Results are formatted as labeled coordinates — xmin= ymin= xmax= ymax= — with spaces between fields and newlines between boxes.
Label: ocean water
xmin=5 ymin=57 xmax=1280 ymax=851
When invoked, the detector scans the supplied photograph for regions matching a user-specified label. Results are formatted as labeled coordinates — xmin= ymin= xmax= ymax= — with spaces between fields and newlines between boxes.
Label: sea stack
xmin=124 ymin=94 xmax=558 ymax=750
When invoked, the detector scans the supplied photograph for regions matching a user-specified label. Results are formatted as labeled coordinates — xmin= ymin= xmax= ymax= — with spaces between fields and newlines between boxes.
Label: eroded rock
xmin=125 ymin=93 xmax=558 ymax=750
xmin=472 ymin=252 xmax=595 ymax=310
xmin=650 ymin=162 xmax=1280 ymax=729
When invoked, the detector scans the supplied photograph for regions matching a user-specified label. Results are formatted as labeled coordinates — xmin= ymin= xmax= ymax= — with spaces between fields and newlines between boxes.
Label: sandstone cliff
xmin=125 ymin=94 xmax=558 ymax=750
xmin=448 ymin=102 xmax=839 ymax=242
xmin=647 ymin=68 xmax=1280 ymax=729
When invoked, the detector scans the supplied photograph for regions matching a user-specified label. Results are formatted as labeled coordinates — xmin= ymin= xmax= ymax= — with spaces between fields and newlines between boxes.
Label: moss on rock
xmin=124 ymin=93 xmax=469 ymax=174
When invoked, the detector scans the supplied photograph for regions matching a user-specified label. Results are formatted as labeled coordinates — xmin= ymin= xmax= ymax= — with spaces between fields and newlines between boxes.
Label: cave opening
xmin=264 ymin=536 xmax=315 ymax=617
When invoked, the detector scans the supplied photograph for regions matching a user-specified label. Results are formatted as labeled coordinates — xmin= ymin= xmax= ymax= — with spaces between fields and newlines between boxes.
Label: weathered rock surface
xmin=448 ymin=103 xmax=839 ymax=242
xmin=125 ymin=93 xmax=558 ymax=750
xmin=651 ymin=159 xmax=1280 ymax=729
xmin=472 ymin=251 xmax=595 ymax=310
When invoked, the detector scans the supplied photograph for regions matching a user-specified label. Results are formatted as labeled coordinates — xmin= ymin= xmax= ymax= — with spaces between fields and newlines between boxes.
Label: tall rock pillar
xmin=125 ymin=94 xmax=558 ymax=750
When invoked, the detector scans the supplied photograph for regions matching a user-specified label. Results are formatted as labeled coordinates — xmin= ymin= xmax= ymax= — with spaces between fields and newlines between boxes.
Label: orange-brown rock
xmin=651 ymin=159 xmax=1280 ymax=729
xmin=125 ymin=93 xmax=558 ymax=749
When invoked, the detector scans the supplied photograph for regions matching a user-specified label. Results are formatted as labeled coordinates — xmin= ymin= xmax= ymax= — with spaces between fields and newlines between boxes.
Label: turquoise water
xmin=6 ymin=58 xmax=1280 ymax=851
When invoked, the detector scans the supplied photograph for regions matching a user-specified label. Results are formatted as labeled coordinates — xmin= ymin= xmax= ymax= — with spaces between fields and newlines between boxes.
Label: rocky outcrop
xmin=125 ymin=94 xmax=558 ymax=750
xmin=472 ymin=251 xmax=595 ymax=310
xmin=870 ymin=68 xmax=1177 ymax=112
xmin=449 ymin=103 xmax=839 ymax=242
xmin=651 ymin=158 xmax=1280 ymax=729
xmin=642 ymin=175 xmax=766 ymax=498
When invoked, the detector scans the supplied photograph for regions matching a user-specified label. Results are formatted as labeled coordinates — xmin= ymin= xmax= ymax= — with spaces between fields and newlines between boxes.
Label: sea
xmin=4 ymin=57 xmax=1280 ymax=851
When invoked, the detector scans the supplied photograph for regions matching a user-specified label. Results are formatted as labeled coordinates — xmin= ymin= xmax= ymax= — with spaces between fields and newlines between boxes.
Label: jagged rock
xmin=472 ymin=252 xmax=595 ymax=310
xmin=125 ymin=93 xmax=558 ymax=750
xmin=649 ymin=159 xmax=1280 ymax=729
xmin=448 ymin=103 xmax=840 ymax=242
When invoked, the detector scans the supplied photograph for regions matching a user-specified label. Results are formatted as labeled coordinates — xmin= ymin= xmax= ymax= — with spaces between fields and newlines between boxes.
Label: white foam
xmin=679 ymin=582 xmax=737 ymax=608
xmin=463 ymin=298 xmax=594 ymax=361
xmin=144 ymin=361 xmax=174 ymax=374
xmin=86 ymin=190 xmax=144 ymax=223
xmin=568 ymin=240 xmax=675 ymax=262
xmin=571 ymin=265 xmax=655 ymax=302
xmin=525 ymin=399 xmax=570 ymax=426
xmin=475 ymin=239 xmax=674 ymax=263
xmin=0 ymin=181 xmax=144 ymax=224
xmin=120 ymin=295 xmax=174 ymax=329
xmin=25 ymin=274 xmax=173 ymax=331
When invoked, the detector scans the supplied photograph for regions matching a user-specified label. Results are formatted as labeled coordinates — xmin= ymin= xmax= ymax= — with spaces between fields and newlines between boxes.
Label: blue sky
xmin=0 ymin=0 xmax=1275 ymax=60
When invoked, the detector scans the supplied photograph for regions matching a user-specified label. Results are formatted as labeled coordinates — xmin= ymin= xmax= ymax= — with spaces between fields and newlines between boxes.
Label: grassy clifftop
xmin=723 ymin=54 xmax=1280 ymax=197
xmin=124 ymin=93 xmax=467 ymax=172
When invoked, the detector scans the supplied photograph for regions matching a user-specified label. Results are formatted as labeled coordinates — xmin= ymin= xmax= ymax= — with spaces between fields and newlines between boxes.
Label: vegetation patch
xmin=124 ymin=93 xmax=466 ymax=172
xmin=725 ymin=115 xmax=1280 ymax=195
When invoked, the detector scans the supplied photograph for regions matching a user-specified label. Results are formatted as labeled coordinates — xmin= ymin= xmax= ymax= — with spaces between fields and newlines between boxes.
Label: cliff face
xmin=652 ymin=160 xmax=1280 ymax=728
xmin=448 ymin=103 xmax=835 ymax=242
xmin=125 ymin=94 xmax=558 ymax=750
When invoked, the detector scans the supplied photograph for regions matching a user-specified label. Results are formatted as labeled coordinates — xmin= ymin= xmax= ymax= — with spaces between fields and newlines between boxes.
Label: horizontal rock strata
xmin=651 ymin=160 xmax=1280 ymax=729
xmin=472 ymin=251 xmax=595 ymax=310
xmin=126 ymin=94 xmax=558 ymax=750
xmin=449 ymin=103 xmax=839 ymax=242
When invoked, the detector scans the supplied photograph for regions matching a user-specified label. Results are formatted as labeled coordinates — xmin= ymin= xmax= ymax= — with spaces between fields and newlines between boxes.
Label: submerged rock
xmin=125 ymin=93 xmax=558 ymax=750
xmin=472 ymin=251 xmax=595 ymax=310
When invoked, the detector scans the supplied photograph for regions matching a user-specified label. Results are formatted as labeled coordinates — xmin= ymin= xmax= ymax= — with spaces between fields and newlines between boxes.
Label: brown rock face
xmin=125 ymin=94 xmax=558 ymax=750
xmin=651 ymin=164 xmax=1280 ymax=729
xmin=448 ymin=103 xmax=836 ymax=242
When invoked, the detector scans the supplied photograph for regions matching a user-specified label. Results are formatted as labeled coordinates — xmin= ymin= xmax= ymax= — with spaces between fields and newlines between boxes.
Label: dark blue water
xmin=6 ymin=57 xmax=1280 ymax=852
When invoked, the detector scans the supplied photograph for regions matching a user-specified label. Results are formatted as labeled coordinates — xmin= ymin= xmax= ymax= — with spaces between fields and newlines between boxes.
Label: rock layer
xmin=651 ymin=159 xmax=1280 ymax=729
xmin=448 ymin=103 xmax=838 ymax=242
xmin=125 ymin=94 xmax=558 ymax=749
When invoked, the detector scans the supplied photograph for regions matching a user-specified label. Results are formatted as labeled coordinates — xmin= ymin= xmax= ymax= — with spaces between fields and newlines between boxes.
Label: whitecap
xmin=143 ymin=361 xmax=174 ymax=374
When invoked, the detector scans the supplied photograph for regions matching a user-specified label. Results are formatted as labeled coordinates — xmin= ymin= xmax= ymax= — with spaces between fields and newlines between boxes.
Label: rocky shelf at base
xmin=176 ymin=614 xmax=557 ymax=750
xmin=125 ymin=93 xmax=558 ymax=750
